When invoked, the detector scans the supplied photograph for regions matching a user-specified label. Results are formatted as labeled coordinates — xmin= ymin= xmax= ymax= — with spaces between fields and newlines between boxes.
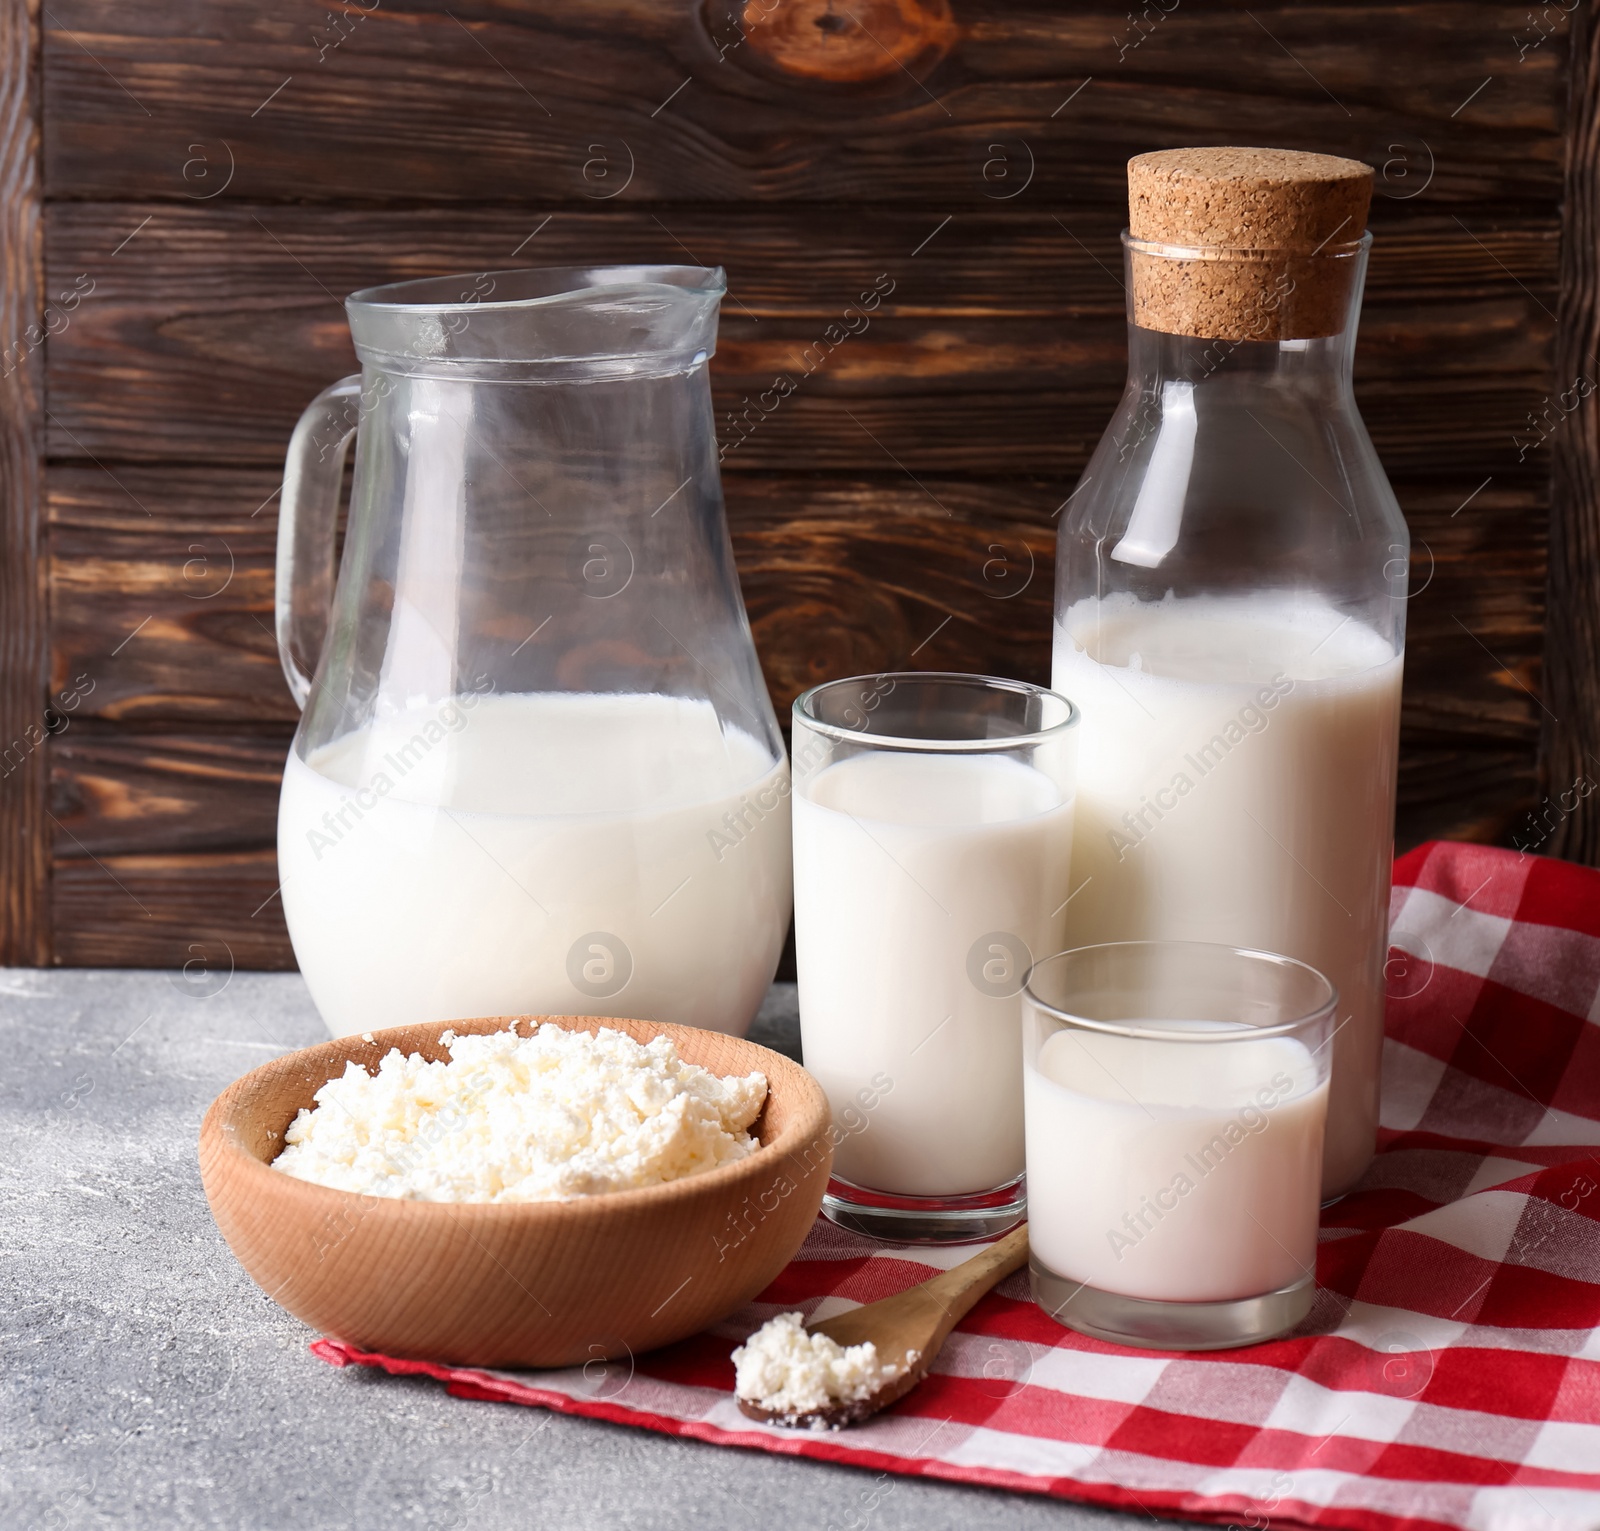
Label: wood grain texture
xmin=50 ymin=847 xmax=290 ymax=969
xmin=47 ymin=464 xmax=1546 ymax=730
xmin=1544 ymin=2 xmax=1600 ymax=860
xmin=42 ymin=204 xmax=1558 ymax=470
xmin=50 ymin=727 xmax=288 ymax=855
xmin=42 ymin=461 xmax=1542 ymax=977
xmin=48 ymin=465 xmax=290 ymax=724
xmin=41 ymin=203 xmax=1563 ymax=315
xmin=1400 ymin=748 xmax=1540 ymax=852
xmin=39 ymin=463 xmax=1552 ymax=959
xmin=0 ymin=0 xmax=48 ymax=963
xmin=40 ymin=2 xmax=1565 ymax=207
xmin=26 ymin=0 xmax=1584 ymax=968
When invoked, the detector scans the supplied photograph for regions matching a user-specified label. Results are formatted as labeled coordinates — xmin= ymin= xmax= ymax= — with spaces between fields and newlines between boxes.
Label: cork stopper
xmin=1126 ymin=147 xmax=1374 ymax=342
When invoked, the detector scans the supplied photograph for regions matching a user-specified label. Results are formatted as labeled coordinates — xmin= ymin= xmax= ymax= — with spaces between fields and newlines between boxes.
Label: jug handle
xmin=275 ymin=374 xmax=363 ymax=709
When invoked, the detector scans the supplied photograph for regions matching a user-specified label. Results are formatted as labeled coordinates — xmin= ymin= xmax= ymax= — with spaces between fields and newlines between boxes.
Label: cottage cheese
xmin=272 ymin=1024 xmax=767 ymax=1202
xmin=732 ymin=1312 xmax=915 ymax=1428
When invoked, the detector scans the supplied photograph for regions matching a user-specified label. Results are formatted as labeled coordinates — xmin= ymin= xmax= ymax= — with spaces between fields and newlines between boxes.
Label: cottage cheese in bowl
xmin=271 ymin=1023 xmax=768 ymax=1202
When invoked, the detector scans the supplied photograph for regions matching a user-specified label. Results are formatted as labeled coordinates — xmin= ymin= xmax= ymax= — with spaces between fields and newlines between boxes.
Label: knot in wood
xmin=729 ymin=0 xmax=956 ymax=85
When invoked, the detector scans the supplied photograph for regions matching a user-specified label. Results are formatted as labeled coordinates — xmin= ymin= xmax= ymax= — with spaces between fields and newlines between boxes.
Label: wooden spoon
xmin=736 ymin=1224 xmax=1030 ymax=1429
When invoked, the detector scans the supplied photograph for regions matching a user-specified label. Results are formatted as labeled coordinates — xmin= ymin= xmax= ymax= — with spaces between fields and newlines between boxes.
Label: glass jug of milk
xmin=273 ymin=266 xmax=791 ymax=1039
xmin=1052 ymin=149 xmax=1407 ymax=1199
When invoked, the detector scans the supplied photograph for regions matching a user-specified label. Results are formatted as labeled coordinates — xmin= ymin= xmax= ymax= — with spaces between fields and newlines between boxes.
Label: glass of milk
xmin=272 ymin=267 xmax=792 ymax=1038
xmin=792 ymin=673 xmax=1078 ymax=1243
xmin=1024 ymin=940 xmax=1334 ymax=1350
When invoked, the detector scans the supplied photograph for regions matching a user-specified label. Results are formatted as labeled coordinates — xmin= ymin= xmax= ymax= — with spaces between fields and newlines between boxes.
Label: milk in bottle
xmin=1052 ymin=149 xmax=1408 ymax=1196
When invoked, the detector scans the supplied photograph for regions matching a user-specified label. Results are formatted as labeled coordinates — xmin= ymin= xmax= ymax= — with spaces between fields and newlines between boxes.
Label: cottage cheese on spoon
xmin=272 ymin=1024 xmax=767 ymax=1202
xmin=732 ymin=1312 xmax=914 ymax=1429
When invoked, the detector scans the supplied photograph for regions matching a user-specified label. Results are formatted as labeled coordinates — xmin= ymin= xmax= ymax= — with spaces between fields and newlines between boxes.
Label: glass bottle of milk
xmin=273 ymin=267 xmax=791 ymax=1040
xmin=1052 ymin=149 xmax=1407 ymax=1198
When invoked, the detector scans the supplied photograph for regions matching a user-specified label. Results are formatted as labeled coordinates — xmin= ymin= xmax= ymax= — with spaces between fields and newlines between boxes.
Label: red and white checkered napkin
xmin=316 ymin=841 xmax=1600 ymax=1531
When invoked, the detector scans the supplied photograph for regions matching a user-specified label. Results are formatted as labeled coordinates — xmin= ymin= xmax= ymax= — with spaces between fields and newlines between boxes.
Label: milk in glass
xmin=1024 ymin=1024 xmax=1327 ymax=1301
xmin=794 ymin=751 xmax=1075 ymax=1196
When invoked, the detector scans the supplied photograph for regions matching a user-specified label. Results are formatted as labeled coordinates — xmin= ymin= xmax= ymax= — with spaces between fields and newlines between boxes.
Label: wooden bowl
xmin=198 ymin=1014 xmax=832 ymax=1368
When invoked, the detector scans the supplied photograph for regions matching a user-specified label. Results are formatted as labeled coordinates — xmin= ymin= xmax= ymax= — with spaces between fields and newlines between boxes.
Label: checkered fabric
xmin=316 ymin=841 xmax=1600 ymax=1531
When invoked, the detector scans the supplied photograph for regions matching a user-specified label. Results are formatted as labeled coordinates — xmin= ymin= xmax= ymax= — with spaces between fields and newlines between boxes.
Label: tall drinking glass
xmin=792 ymin=673 xmax=1077 ymax=1243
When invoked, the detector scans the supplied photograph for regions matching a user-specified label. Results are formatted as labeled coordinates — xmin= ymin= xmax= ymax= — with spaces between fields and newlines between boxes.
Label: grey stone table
xmin=0 ymin=969 xmax=1160 ymax=1531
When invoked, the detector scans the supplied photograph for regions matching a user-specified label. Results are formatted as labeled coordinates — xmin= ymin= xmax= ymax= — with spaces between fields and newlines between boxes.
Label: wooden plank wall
xmin=1546 ymin=1 xmax=1600 ymax=863
xmin=0 ymin=0 xmax=47 ymax=963
xmin=3 ymin=0 xmax=1579 ymax=966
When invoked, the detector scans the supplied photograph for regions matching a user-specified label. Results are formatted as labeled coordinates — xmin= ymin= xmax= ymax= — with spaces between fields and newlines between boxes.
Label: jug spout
xmin=346 ymin=265 xmax=726 ymax=381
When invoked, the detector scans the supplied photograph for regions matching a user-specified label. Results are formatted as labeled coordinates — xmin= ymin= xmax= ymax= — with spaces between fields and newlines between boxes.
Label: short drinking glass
xmin=1024 ymin=941 xmax=1335 ymax=1349
xmin=792 ymin=673 xmax=1078 ymax=1243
